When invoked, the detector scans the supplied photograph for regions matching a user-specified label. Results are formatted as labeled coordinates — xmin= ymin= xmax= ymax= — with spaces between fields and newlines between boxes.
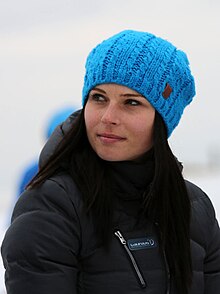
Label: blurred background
xmin=0 ymin=0 xmax=219 ymax=292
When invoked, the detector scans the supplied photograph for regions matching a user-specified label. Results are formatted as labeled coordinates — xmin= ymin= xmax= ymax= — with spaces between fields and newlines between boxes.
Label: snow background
xmin=0 ymin=0 xmax=219 ymax=292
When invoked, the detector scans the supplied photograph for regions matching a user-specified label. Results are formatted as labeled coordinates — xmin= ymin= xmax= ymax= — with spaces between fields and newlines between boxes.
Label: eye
xmin=125 ymin=99 xmax=141 ymax=106
xmin=89 ymin=93 xmax=106 ymax=102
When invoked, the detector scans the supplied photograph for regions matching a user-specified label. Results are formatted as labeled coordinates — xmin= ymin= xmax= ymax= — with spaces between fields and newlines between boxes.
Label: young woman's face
xmin=84 ymin=83 xmax=155 ymax=161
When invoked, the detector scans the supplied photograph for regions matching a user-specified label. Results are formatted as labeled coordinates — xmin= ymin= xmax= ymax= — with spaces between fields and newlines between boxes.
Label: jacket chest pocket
xmin=79 ymin=228 xmax=169 ymax=293
xmin=114 ymin=229 xmax=170 ymax=292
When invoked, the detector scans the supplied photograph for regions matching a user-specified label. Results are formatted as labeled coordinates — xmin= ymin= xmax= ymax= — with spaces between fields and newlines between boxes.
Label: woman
xmin=2 ymin=30 xmax=220 ymax=294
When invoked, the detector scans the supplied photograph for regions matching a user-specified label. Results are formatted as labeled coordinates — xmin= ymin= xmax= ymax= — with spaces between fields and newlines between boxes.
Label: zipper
xmin=162 ymin=247 xmax=171 ymax=294
xmin=154 ymin=222 xmax=171 ymax=294
xmin=114 ymin=230 xmax=147 ymax=289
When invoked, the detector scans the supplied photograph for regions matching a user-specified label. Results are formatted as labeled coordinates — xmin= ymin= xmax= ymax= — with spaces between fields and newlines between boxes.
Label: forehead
xmin=92 ymin=83 xmax=143 ymax=95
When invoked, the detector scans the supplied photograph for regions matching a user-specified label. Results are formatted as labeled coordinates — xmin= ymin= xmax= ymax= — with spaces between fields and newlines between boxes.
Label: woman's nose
xmin=100 ymin=104 xmax=120 ymax=125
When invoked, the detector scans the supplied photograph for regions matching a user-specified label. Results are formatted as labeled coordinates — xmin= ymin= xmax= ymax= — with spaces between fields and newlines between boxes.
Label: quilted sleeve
xmin=1 ymin=178 xmax=81 ymax=294
xmin=203 ymin=202 xmax=220 ymax=293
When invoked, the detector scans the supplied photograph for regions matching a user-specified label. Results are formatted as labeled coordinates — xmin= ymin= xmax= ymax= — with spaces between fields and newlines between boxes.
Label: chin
xmin=96 ymin=152 xmax=135 ymax=162
xmin=98 ymin=155 xmax=123 ymax=162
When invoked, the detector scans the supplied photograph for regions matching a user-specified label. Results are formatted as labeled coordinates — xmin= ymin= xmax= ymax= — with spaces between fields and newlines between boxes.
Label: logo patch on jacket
xmin=127 ymin=237 xmax=157 ymax=250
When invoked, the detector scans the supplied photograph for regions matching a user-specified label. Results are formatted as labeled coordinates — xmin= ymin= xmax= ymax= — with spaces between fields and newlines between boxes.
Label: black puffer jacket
xmin=1 ymin=112 xmax=220 ymax=294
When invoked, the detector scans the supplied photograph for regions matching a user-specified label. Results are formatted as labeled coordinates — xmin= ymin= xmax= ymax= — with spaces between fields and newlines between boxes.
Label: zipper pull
xmin=114 ymin=230 xmax=126 ymax=245
xmin=114 ymin=230 xmax=147 ymax=289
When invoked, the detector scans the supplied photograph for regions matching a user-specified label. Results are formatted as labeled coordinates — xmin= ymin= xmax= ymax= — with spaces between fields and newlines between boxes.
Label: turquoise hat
xmin=82 ymin=30 xmax=195 ymax=137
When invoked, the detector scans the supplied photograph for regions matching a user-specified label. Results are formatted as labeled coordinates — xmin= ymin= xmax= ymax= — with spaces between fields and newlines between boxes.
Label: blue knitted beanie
xmin=82 ymin=30 xmax=196 ymax=136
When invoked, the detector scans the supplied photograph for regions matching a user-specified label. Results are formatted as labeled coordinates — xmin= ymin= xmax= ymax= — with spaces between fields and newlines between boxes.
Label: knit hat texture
xmin=82 ymin=30 xmax=196 ymax=136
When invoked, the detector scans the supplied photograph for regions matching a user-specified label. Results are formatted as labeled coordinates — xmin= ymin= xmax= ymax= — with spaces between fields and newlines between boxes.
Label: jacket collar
xmin=106 ymin=149 xmax=155 ymax=200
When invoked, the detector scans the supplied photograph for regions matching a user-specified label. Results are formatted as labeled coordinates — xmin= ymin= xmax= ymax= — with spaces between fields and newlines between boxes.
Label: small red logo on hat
xmin=162 ymin=83 xmax=172 ymax=99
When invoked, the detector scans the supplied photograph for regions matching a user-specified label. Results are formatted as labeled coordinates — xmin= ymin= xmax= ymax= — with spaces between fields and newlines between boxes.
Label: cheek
xmin=84 ymin=105 xmax=101 ymax=139
xmin=131 ymin=114 xmax=155 ymax=143
xmin=84 ymin=105 xmax=94 ymax=131
xmin=133 ymin=112 xmax=155 ymax=132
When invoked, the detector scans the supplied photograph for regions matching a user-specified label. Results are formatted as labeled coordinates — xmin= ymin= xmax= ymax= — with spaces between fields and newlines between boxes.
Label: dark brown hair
xmin=28 ymin=109 xmax=192 ymax=294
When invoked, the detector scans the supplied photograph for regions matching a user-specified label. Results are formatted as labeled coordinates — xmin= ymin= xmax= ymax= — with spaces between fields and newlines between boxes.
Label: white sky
xmin=0 ymin=0 xmax=220 ymax=193
xmin=0 ymin=3 xmax=220 ymax=291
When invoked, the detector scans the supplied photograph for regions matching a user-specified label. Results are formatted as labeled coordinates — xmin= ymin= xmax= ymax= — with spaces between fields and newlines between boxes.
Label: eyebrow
xmin=91 ymin=87 xmax=145 ymax=98
xmin=91 ymin=87 xmax=106 ymax=94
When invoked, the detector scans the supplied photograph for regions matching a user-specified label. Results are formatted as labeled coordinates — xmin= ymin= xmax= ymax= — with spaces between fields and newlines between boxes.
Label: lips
xmin=97 ymin=133 xmax=126 ymax=143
